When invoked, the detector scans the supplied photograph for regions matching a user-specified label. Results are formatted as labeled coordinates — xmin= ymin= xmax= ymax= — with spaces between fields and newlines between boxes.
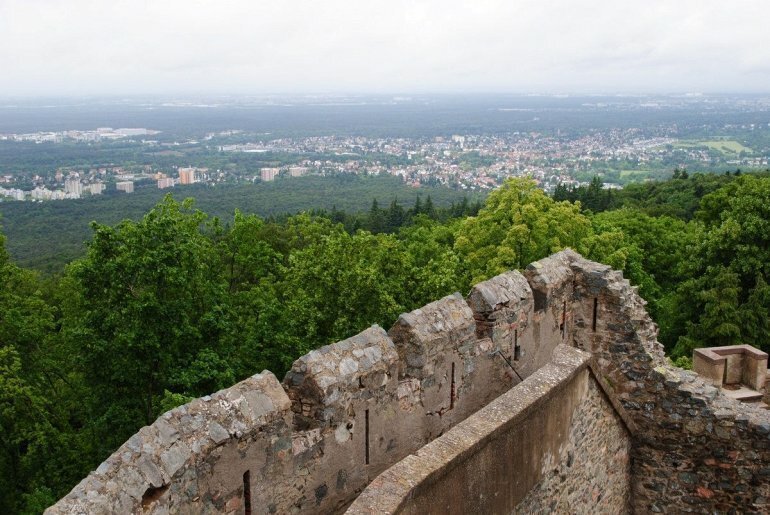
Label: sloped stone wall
xmin=570 ymin=254 xmax=770 ymax=513
xmin=45 ymin=371 xmax=294 ymax=514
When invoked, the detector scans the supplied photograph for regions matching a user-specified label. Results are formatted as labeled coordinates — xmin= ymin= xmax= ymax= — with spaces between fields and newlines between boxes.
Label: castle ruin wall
xmin=47 ymin=249 xmax=770 ymax=514
xmin=523 ymin=250 xmax=577 ymax=372
xmin=44 ymin=371 xmax=294 ymax=514
xmin=48 ymin=264 xmax=554 ymax=514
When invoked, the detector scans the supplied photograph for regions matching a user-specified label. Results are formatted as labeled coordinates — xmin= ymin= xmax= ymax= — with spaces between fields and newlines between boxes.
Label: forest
xmin=0 ymin=175 xmax=481 ymax=273
xmin=2 ymin=172 xmax=770 ymax=512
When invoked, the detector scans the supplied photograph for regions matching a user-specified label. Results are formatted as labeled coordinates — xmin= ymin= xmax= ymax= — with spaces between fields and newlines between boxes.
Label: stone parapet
xmin=630 ymin=365 xmax=770 ymax=512
xmin=49 ymin=273 xmax=546 ymax=514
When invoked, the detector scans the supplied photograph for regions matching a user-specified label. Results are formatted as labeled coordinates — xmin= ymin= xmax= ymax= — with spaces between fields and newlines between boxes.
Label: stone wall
xmin=524 ymin=250 xmax=576 ymax=372
xmin=282 ymin=326 xmax=401 ymax=512
xmin=48 ymin=260 xmax=562 ymax=514
xmin=466 ymin=270 xmax=534 ymax=379
xmin=346 ymin=345 xmax=632 ymax=515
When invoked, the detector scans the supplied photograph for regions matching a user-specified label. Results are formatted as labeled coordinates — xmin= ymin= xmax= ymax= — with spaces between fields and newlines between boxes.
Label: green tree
xmin=368 ymin=199 xmax=386 ymax=234
xmin=741 ymin=274 xmax=770 ymax=347
xmin=580 ymin=208 xmax=700 ymax=317
xmin=399 ymin=216 xmax=466 ymax=303
xmin=218 ymin=211 xmax=283 ymax=292
xmin=672 ymin=266 xmax=742 ymax=357
xmin=65 ymin=196 xmax=231 ymax=451
xmin=385 ymin=199 xmax=406 ymax=232
xmin=0 ymin=229 xmax=90 ymax=512
xmin=698 ymin=176 xmax=770 ymax=283
xmin=455 ymin=178 xmax=591 ymax=283
xmin=281 ymin=230 xmax=411 ymax=354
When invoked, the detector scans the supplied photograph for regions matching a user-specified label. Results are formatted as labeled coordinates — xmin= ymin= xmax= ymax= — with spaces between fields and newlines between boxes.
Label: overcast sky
xmin=2 ymin=0 xmax=769 ymax=97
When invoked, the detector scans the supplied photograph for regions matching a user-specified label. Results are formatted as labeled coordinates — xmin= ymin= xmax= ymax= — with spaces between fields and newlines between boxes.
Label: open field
xmin=674 ymin=139 xmax=753 ymax=154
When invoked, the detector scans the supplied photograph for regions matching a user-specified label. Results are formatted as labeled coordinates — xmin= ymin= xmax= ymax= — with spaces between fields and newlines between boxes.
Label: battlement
xmin=48 ymin=250 xmax=770 ymax=514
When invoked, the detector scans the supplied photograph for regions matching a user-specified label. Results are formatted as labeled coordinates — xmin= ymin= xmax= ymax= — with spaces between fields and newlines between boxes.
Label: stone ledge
xmin=695 ymin=345 xmax=769 ymax=363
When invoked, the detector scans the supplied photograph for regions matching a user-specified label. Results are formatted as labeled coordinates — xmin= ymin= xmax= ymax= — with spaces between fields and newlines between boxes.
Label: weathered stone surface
xmin=466 ymin=270 xmax=532 ymax=316
xmin=524 ymin=248 xmax=579 ymax=310
xmin=570 ymin=254 xmax=770 ymax=514
xmin=46 ymin=371 xmax=292 ymax=514
xmin=208 ymin=421 xmax=229 ymax=445
xmin=388 ymin=293 xmax=476 ymax=379
xmin=466 ymin=270 xmax=536 ymax=376
xmin=514 ymin=373 xmax=630 ymax=514
xmin=285 ymin=325 xmax=398 ymax=428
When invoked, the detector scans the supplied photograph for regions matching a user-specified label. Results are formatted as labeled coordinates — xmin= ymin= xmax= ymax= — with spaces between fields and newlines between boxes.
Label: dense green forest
xmin=2 ymin=173 xmax=770 ymax=512
xmin=0 ymin=174 xmax=482 ymax=272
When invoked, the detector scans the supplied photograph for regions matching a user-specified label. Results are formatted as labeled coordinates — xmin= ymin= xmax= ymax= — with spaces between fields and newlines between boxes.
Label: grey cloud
xmin=1 ymin=0 xmax=769 ymax=96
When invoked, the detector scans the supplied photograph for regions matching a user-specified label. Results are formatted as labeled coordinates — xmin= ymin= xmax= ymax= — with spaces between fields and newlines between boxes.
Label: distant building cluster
xmin=157 ymin=177 xmax=175 ymax=189
xmin=116 ymin=181 xmax=134 ymax=193
xmin=260 ymin=168 xmax=279 ymax=182
xmin=0 ymin=127 xmax=160 ymax=143
xmin=0 ymin=165 xmax=219 ymax=202
xmin=178 ymin=167 xmax=197 ymax=185
xmin=1 ymin=171 xmax=107 ymax=201
xmin=2 ymin=108 xmax=768 ymax=205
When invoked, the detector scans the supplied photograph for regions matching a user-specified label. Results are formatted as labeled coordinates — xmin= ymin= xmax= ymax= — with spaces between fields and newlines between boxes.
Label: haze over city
xmin=2 ymin=0 xmax=770 ymax=97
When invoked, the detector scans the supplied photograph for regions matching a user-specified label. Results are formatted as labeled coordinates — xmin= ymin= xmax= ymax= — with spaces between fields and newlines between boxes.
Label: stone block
xmin=388 ymin=293 xmax=476 ymax=380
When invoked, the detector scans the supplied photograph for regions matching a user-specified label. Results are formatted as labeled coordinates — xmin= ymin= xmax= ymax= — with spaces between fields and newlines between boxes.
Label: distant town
xmin=1 ymin=118 xmax=769 ymax=203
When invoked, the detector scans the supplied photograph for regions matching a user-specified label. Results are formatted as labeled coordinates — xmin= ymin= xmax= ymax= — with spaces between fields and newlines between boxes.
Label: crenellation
xmin=523 ymin=250 xmax=579 ymax=371
xmin=467 ymin=270 xmax=534 ymax=377
xmin=524 ymin=248 xmax=579 ymax=311
xmin=387 ymin=292 xmax=476 ymax=380
xmin=284 ymin=325 xmax=398 ymax=431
